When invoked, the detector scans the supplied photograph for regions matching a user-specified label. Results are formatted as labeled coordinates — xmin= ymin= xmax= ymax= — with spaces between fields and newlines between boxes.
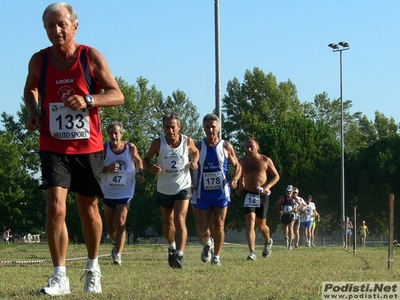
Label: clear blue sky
xmin=1 ymin=1 xmax=399 ymax=126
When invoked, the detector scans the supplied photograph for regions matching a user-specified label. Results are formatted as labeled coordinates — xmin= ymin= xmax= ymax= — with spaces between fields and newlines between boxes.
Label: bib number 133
xmin=49 ymin=103 xmax=90 ymax=140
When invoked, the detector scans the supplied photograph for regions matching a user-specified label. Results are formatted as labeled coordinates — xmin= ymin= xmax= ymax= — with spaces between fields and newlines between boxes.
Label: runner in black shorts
xmin=237 ymin=138 xmax=280 ymax=261
xmin=143 ymin=112 xmax=199 ymax=269
xmin=23 ymin=3 xmax=124 ymax=294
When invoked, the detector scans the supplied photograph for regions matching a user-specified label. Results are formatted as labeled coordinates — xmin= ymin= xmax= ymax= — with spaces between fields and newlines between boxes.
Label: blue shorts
xmin=344 ymin=229 xmax=353 ymax=236
xmin=194 ymin=195 xmax=231 ymax=210
xmin=103 ymin=197 xmax=132 ymax=208
xmin=301 ymin=221 xmax=313 ymax=228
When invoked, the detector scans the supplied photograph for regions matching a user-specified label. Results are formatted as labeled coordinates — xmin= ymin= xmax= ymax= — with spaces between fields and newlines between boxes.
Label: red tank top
xmin=37 ymin=45 xmax=103 ymax=154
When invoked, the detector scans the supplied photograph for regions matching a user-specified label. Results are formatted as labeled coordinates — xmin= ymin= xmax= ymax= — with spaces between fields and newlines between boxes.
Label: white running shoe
xmin=262 ymin=238 xmax=273 ymax=257
xmin=111 ymin=246 xmax=122 ymax=265
xmin=81 ymin=269 xmax=102 ymax=293
xmin=201 ymin=237 xmax=214 ymax=262
xmin=285 ymin=236 xmax=289 ymax=247
xmin=247 ymin=251 xmax=257 ymax=261
xmin=211 ymin=256 xmax=221 ymax=266
xmin=113 ymin=253 xmax=122 ymax=265
xmin=40 ymin=274 xmax=71 ymax=296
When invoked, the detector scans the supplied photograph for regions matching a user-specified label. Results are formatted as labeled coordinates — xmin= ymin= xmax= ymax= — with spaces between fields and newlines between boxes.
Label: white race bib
xmin=106 ymin=171 xmax=127 ymax=189
xmin=203 ymin=171 xmax=223 ymax=190
xmin=244 ymin=193 xmax=261 ymax=207
xmin=49 ymin=103 xmax=90 ymax=140
xmin=163 ymin=155 xmax=186 ymax=174
xmin=283 ymin=205 xmax=294 ymax=214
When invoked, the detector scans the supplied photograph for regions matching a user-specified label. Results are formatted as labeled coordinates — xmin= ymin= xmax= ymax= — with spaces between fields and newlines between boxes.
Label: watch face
xmin=85 ymin=95 xmax=93 ymax=107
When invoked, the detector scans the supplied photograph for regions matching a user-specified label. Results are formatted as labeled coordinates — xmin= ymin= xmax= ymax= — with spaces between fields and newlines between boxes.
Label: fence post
xmin=345 ymin=219 xmax=348 ymax=251
xmin=353 ymin=206 xmax=356 ymax=253
xmin=388 ymin=194 xmax=394 ymax=269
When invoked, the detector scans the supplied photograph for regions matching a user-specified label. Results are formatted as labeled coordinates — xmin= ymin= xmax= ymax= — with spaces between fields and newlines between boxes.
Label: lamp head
xmin=328 ymin=43 xmax=339 ymax=49
xmin=339 ymin=41 xmax=349 ymax=48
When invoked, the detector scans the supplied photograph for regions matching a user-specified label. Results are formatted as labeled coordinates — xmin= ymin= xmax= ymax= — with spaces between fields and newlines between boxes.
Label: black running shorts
xmin=157 ymin=187 xmax=192 ymax=209
xmin=39 ymin=150 xmax=104 ymax=197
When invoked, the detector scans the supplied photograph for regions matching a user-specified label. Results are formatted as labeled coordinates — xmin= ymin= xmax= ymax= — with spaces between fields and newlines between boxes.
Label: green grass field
xmin=0 ymin=243 xmax=399 ymax=299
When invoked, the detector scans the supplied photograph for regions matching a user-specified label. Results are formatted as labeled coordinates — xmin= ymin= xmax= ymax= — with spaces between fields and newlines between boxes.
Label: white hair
xmin=42 ymin=2 xmax=78 ymax=28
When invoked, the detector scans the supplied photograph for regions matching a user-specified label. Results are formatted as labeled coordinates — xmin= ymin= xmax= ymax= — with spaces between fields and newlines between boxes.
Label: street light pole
xmin=328 ymin=41 xmax=350 ymax=247
xmin=214 ymin=0 xmax=222 ymax=137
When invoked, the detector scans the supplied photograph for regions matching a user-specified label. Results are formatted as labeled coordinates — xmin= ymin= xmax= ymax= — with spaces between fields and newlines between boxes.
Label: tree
xmin=162 ymin=90 xmax=203 ymax=141
xmin=347 ymin=135 xmax=400 ymax=235
xmin=223 ymin=67 xmax=302 ymax=147
xmin=0 ymin=109 xmax=45 ymax=234
xmin=101 ymin=76 xmax=164 ymax=154
xmin=303 ymin=92 xmax=366 ymax=152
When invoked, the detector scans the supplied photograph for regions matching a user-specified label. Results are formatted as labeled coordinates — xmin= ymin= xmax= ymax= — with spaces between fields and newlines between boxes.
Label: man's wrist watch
xmin=84 ymin=94 xmax=94 ymax=109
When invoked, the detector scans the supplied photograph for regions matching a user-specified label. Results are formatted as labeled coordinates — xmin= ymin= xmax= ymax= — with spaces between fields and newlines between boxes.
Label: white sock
xmin=169 ymin=242 xmax=176 ymax=250
xmin=86 ymin=257 xmax=99 ymax=270
xmin=176 ymin=250 xmax=184 ymax=257
xmin=206 ymin=238 xmax=212 ymax=246
xmin=54 ymin=266 xmax=66 ymax=277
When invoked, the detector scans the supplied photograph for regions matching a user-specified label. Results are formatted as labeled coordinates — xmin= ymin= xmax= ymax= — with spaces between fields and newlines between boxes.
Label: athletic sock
xmin=169 ymin=241 xmax=176 ymax=250
xmin=54 ymin=266 xmax=66 ymax=277
xmin=86 ymin=257 xmax=99 ymax=270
